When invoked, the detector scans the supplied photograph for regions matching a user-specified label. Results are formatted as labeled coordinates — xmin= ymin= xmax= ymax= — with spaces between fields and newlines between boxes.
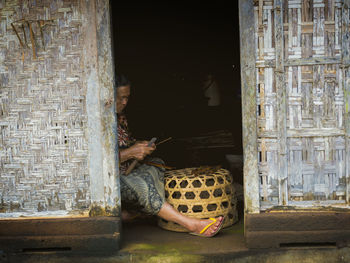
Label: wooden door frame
xmin=239 ymin=0 xmax=260 ymax=216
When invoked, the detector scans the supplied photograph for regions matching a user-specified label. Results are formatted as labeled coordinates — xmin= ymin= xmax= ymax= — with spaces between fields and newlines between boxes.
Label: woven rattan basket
xmin=158 ymin=167 xmax=238 ymax=232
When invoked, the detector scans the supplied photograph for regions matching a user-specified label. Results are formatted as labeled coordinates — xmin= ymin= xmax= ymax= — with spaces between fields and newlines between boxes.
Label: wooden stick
xmin=38 ymin=20 xmax=45 ymax=51
xmin=143 ymin=161 xmax=175 ymax=170
xmin=22 ymin=24 xmax=28 ymax=48
xmin=125 ymin=159 xmax=138 ymax=175
xmin=156 ymin=137 xmax=172 ymax=146
xmin=11 ymin=23 xmax=24 ymax=48
xmin=27 ymin=21 xmax=36 ymax=59
xmin=125 ymin=137 xmax=157 ymax=175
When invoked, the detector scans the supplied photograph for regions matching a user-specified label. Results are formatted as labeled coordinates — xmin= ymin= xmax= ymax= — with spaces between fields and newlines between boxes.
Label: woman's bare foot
xmin=157 ymin=202 xmax=224 ymax=237
xmin=189 ymin=216 xmax=224 ymax=237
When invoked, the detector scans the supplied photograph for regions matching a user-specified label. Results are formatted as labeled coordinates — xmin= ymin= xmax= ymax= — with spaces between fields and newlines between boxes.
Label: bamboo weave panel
xmin=0 ymin=0 xmax=90 ymax=214
xmin=254 ymin=0 xmax=347 ymax=207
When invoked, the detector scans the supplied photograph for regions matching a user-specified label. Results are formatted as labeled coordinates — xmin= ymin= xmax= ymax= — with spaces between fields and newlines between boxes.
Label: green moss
xmin=224 ymin=221 xmax=244 ymax=234
xmin=0 ymin=198 xmax=7 ymax=213
xmin=124 ymin=242 xmax=203 ymax=263
xmin=131 ymin=251 xmax=202 ymax=263
xmin=142 ymin=253 xmax=202 ymax=263
xmin=127 ymin=243 xmax=157 ymax=251
xmin=89 ymin=204 xmax=120 ymax=217
xmin=125 ymin=242 xmax=197 ymax=254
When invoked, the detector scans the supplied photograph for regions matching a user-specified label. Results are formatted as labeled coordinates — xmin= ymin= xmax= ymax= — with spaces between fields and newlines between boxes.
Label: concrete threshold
xmin=2 ymin=217 xmax=350 ymax=263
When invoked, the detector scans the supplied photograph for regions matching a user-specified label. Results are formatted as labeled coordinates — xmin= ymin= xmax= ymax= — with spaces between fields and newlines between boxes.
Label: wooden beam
xmin=256 ymin=57 xmax=343 ymax=68
xmin=239 ymin=0 xmax=260 ymax=214
xmin=343 ymin=0 xmax=350 ymax=204
xmin=259 ymin=128 xmax=345 ymax=138
xmin=83 ymin=0 xmax=120 ymax=216
xmin=0 ymin=217 xmax=120 ymax=253
xmin=285 ymin=57 xmax=342 ymax=66
xmin=246 ymin=212 xmax=350 ymax=248
xmin=275 ymin=0 xmax=288 ymax=206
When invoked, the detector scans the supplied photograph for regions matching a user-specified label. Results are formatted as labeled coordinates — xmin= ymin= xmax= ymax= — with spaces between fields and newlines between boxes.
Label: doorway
xmin=110 ymin=0 xmax=243 ymax=251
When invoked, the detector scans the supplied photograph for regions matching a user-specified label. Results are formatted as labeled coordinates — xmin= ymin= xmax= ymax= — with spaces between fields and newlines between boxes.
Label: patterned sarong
xmin=120 ymin=157 xmax=165 ymax=215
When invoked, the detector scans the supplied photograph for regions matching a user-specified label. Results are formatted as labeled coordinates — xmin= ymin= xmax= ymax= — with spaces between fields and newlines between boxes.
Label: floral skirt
xmin=120 ymin=158 xmax=165 ymax=215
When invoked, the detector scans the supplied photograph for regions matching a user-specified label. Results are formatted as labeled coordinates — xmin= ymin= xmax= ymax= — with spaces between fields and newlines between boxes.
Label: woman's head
xmin=115 ymin=75 xmax=131 ymax=114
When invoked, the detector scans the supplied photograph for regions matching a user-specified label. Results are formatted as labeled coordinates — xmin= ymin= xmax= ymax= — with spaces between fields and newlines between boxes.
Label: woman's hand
xmin=131 ymin=141 xmax=156 ymax=160
xmin=120 ymin=141 xmax=156 ymax=162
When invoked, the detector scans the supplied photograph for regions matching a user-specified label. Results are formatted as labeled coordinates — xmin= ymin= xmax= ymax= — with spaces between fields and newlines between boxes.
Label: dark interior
xmin=111 ymin=1 xmax=242 ymax=181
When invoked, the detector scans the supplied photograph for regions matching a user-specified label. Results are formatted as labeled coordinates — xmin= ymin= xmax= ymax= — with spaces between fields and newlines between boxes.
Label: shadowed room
xmin=111 ymin=0 xmax=242 ymax=167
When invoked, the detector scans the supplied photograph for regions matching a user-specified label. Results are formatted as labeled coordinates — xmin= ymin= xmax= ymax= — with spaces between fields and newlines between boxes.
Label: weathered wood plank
xmin=302 ymin=0 xmax=313 ymax=22
xmin=239 ymin=0 xmax=260 ymax=214
xmin=256 ymin=57 xmax=342 ymax=68
xmin=246 ymin=212 xmax=350 ymax=248
xmin=246 ymin=211 xmax=350 ymax=231
xmin=246 ymin=230 xmax=350 ymax=248
xmin=96 ymin=0 xmax=120 ymax=216
xmin=286 ymin=57 xmax=341 ymax=66
xmin=260 ymin=200 xmax=349 ymax=211
xmin=0 ymin=216 xmax=120 ymax=236
xmin=83 ymin=0 xmax=120 ymax=216
xmin=275 ymin=0 xmax=288 ymax=206
xmin=0 ymin=216 xmax=121 ymax=253
xmin=0 ymin=234 xmax=120 ymax=253
xmin=273 ymin=128 xmax=344 ymax=138
xmin=342 ymin=0 xmax=350 ymax=204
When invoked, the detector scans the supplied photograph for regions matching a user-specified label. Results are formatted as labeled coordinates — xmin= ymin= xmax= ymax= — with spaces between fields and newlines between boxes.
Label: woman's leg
xmin=158 ymin=202 xmax=223 ymax=237
xmin=122 ymin=163 xmax=223 ymax=236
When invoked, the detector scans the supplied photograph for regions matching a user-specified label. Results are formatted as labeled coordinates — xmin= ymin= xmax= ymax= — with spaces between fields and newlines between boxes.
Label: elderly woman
xmin=116 ymin=75 xmax=224 ymax=237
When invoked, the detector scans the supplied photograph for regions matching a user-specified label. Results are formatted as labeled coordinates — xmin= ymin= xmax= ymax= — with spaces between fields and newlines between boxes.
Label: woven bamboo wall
xmin=254 ymin=0 xmax=350 ymax=209
xmin=0 ymin=0 xmax=90 ymax=215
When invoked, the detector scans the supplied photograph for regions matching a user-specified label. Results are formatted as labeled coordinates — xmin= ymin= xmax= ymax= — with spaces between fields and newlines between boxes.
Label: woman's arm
xmin=120 ymin=141 xmax=156 ymax=163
